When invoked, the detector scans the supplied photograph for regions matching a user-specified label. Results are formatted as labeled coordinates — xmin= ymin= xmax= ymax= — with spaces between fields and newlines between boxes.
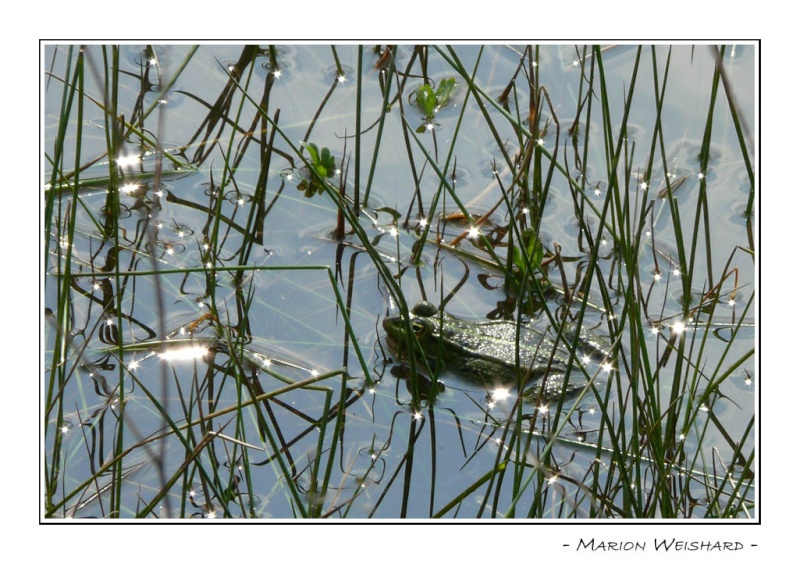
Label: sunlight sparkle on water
xmin=467 ymin=226 xmax=480 ymax=239
xmin=272 ymin=70 xmax=282 ymax=79
xmin=337 ymin=74 xmax=346 ymax=83
xmin=116 ymin=154 xmax=140 ymax=168
xmin=671 ymin=320 xmax=687 ymax=334
xmin=120 ymin=183 xmax=140 ymax=194
xmin=491 ymin=387 xmax=511 ymax=401
xmin=389 ymin=226 xmax=398 ymax=237
xmin=639 ymin=181 xmax=648 ymax=190
xmin=158 ymin=345 xmax=209 ymax=362
xmin=418 ymin=217 xmax=428 ymax=227
xmin=413 ymin=411 xmax=423 ymax=421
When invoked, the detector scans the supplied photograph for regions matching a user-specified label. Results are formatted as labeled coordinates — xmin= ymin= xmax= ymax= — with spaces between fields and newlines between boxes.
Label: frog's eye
xmin=411 ymin=320 xmax=427 ymax=336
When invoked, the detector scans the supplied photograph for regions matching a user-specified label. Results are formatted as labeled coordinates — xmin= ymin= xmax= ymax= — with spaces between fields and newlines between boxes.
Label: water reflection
xmin=43 ymin=43 xmax=756 ymax=519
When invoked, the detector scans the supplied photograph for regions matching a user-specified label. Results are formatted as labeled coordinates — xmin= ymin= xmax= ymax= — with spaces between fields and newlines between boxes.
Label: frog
xmin=382 ymin=301 xmax=611 ymax=401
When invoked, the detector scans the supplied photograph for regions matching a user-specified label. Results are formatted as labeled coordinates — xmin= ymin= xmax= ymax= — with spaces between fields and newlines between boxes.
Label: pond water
xmin=43 ymin=43 xmax=756 ymax=519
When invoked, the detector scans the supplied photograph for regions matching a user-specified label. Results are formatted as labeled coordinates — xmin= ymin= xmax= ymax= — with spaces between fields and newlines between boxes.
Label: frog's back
xmin=383 ymin=301 xmax=611 ymax=400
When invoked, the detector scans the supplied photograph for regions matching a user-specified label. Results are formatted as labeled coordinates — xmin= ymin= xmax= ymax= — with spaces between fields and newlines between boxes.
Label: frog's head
xmin=382 ymin=301 xmax=441 ymax=355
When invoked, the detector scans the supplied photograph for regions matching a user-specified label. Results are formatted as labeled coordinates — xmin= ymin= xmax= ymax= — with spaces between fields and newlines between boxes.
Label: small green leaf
xmin=416 ymin=84 xmax=437 ymax=117
xmin=305 ymin=142 xmax=320 ymax=165
xmin=320 ymin=147 xmax=335 ymax=176
xmin=435 ymin=78 xmax=456 ymax=106
xmin=521 ymin=228 xmax=544 ymax=266
xmin=512 ymin=245 xmax=522 ymax=270
xmin=512 ymin=228 xmax=544 ymax=272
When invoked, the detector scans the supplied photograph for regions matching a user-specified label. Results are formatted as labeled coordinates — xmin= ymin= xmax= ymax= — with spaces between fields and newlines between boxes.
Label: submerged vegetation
xmin=43 ymin=44 xmax=755 ymax=519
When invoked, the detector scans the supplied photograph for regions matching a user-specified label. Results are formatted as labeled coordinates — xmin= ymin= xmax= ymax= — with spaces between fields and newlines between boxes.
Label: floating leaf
xmin=435 ymin=78 xmax=456 ymax=106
